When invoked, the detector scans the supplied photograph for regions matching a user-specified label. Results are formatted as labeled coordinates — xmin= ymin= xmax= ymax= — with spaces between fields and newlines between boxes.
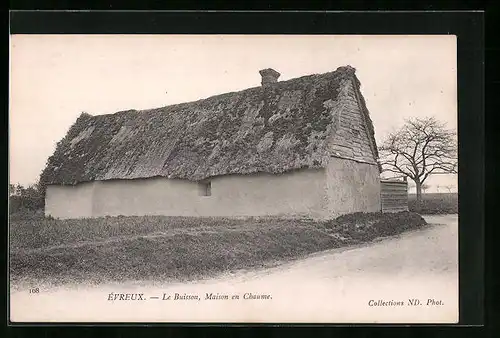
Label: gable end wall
xmin=325 ymin=157 xmax=381 ymax=218
xmin=328 ymin=78 xmax=377 ymax=164
xmin=323 ymin=77 xmax=381 ymax=217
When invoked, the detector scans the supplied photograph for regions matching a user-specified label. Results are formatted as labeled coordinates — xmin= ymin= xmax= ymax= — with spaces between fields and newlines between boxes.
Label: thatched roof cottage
xmin=41 ymin=66 xmax=381 ymax=219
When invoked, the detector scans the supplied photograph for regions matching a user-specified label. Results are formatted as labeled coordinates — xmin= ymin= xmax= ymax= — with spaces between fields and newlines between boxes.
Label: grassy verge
xmin=10 ymin=212 xmax=426 ymax=287
xmin=408 ymin=193 xmax=458 ymax=214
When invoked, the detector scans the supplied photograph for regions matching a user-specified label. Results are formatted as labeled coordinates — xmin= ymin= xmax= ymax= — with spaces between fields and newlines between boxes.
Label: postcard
xmin=9 ymin=34 xmax=458 ymax=323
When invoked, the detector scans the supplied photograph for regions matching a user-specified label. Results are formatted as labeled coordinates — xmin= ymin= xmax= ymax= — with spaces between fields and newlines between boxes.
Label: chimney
xmin=259 ymin=68 xmax=280 ymax=87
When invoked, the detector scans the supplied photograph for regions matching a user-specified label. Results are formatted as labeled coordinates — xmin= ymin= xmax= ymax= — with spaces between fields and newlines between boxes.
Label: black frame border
xmin=6 ymin=10 xmax=485 ymax=330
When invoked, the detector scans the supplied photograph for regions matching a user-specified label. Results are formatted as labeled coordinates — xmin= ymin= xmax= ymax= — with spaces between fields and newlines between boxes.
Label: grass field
xmin=10 ymin=212 xmax=427 ymax=287
xmin=408 ymin=193 xmax=458 ymax=214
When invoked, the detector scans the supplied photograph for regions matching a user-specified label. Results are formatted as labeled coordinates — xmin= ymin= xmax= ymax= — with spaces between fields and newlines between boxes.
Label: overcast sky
xmin=9 ymin=35 xmax=457 ymax=191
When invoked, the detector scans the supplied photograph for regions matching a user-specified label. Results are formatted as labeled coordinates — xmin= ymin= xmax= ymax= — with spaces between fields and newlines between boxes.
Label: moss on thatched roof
xmin=41 ymin=65 xmax=378 ymax=185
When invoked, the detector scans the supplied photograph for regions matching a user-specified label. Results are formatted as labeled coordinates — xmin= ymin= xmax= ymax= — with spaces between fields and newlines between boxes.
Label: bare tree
xmin=444 ymin=184 xmax=454 ymax=193
xmin=379 ymin=117 xmax=457 ymax=203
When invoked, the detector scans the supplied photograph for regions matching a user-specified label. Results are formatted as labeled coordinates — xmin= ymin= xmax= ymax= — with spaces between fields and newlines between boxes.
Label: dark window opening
xmin=198 ymin=181 xmax=211 ymax=196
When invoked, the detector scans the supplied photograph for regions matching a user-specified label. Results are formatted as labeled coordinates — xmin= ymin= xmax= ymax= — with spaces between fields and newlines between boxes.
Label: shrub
xmin=9 ymin=182 xmax=45 ymax=217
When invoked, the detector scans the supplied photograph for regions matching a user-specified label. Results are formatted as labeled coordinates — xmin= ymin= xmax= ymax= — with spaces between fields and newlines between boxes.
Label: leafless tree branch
xmin=379 ymin=116 xmax=457 ymax=202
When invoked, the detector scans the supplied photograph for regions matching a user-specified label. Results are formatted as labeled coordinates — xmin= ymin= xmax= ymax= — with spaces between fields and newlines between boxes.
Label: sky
xmin=9 ymin=35 xmax=458 ymax=192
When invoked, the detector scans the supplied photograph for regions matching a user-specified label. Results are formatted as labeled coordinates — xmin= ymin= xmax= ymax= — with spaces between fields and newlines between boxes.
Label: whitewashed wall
xmin=45 ymin=169 xmax=327 ymax=219
xmin=325 ymin=157 xmax=381 ymax=217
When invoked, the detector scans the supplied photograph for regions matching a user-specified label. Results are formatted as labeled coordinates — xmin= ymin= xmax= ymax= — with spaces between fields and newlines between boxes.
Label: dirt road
xmin=10 ymin=214 xmax=458 ymax=323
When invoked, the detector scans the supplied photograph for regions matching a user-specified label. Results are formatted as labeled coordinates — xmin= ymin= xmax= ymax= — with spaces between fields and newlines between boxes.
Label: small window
xmin=198 ymin=181 xmax=211 ymax=196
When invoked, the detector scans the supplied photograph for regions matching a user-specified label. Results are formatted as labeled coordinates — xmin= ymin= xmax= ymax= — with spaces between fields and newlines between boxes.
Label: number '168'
xmin=29 ymin=288 xmax=39 ymax=293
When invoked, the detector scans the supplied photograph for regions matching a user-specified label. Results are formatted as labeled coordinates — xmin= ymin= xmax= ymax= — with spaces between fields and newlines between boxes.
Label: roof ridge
xmin=88 ymin=67 xmax=353 ymax=118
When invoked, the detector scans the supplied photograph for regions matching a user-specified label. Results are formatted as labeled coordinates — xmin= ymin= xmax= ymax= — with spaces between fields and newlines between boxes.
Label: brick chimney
xmin=259 ymin=68 xmax=280 ymax=87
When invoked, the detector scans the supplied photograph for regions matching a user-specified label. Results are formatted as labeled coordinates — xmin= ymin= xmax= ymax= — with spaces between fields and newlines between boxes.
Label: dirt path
xmin=10 ymin=214 xmax=458 ymax=323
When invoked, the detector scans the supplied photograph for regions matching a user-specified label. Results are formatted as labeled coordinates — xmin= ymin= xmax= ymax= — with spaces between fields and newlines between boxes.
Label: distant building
xmin=41 ymin=66 xmax=381 ymax=219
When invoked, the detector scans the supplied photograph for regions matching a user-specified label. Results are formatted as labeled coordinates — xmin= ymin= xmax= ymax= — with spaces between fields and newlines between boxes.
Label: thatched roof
xmin=41 ymin=65 xmax=378 ymax=185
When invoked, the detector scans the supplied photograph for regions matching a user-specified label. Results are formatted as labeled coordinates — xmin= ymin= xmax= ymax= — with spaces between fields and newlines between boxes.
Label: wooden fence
xmin=381 ymin=179 xmax=408 ymax=213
